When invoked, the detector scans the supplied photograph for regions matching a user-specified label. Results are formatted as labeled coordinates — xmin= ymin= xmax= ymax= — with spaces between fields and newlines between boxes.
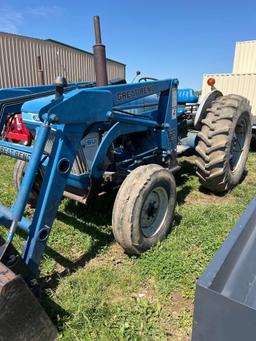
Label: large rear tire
xmin=13 ymin=160 xmax=43 ymax=207
xmin=196 ymin=94 xmax=252 ymax=193
xmin=112 ymin=164 xmax=176 ymax=255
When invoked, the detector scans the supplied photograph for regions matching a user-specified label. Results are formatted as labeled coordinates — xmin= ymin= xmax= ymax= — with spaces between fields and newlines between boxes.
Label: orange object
xmin=207 ymin=78 xmax=216 ymax=87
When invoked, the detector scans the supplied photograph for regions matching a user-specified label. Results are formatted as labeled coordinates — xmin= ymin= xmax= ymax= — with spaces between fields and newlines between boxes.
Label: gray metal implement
xmin=192 ymin=197 xmax=256 ymax=341
xmin=0 ymin=262 xmax=57 ymax=341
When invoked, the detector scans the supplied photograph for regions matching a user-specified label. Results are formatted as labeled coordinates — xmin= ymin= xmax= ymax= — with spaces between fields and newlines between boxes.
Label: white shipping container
xmin=202 ymin=73 xmax=256 ymax=116
xmin=233 ymin=41 xmax=256 ymax=74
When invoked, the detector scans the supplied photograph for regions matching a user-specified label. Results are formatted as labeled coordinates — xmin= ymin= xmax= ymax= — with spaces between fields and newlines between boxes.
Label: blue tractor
xmin=0 ymin=16 xmax=252 ymax=339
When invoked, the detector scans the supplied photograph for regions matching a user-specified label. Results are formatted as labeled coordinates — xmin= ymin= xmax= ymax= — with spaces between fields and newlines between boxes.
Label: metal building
xmin=201 ymin=40 xmax=256 ymax=115
xmin=0 ymin=32 xmax=125 ymax=88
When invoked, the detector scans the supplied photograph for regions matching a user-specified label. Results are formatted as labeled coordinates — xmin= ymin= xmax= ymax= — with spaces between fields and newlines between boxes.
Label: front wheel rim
xmin=140 ymin=186 xmax=169 ymax=238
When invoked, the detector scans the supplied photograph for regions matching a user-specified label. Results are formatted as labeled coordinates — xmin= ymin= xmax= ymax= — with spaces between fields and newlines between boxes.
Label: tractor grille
xmin=45 ymin=132 xmax=87 ymax=175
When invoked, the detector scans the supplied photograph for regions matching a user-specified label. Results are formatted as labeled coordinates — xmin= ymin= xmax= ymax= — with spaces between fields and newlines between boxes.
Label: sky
xmin=1 ymin=0 xmax=256 ymax=89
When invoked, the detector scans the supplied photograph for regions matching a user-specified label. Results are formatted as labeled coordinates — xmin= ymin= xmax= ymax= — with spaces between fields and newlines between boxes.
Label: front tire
xmin=112 ymin=164 xmax=176 ymax=255
xmin=13 ymin=160 xmax=43 ymax=207
xmin=196 ymin=94 xmax=252 ymax=193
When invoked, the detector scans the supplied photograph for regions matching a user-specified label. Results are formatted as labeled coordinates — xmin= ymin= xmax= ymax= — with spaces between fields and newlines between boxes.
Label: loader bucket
xmin=0 ymin=262 xmax=57 ymax=341
xmin=192 ymin=197 xmax=256 ymax=341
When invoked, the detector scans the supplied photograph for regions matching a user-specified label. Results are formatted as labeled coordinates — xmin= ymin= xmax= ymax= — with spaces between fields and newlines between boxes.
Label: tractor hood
xmin=21 ymin=92 xmax=159 ymax=130
xmin=21 ymin=94 xmax=57 ymax=129
xmin=22 ymin=94 xmax=56 ymax=115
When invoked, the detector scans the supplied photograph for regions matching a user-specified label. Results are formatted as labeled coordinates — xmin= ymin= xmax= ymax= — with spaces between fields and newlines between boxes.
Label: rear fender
xmin=194 ymin=89 xmax=223 ymax=130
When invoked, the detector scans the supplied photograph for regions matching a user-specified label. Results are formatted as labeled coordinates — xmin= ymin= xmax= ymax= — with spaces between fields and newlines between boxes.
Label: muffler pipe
xmin=93 ymin=16 xmax=108 ymax=86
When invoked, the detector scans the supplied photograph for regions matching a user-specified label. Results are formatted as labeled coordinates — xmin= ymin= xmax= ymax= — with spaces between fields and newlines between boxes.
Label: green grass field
xmin=0 ymin=153 xmax=255 ymax=340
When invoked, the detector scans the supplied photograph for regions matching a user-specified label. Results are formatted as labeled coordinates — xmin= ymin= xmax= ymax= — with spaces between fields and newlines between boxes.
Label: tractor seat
xmin=178 ymin=88 xmax=198 ymax=104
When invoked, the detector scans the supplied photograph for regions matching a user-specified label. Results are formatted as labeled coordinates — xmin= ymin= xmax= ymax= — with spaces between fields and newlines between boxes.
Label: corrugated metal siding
xmin=202 ymin=73 xmax=256 ymax=116
xmin=0 ymin=32 xmax=125 ymax=88
xmin=233 ymin=40 xmax=256 ymax=74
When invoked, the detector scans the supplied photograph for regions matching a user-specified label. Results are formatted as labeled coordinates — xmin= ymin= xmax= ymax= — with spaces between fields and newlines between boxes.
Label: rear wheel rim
xmin=230 ymin=114 xmax=248 ymax=172
xmin=140 ymin=186 xmax=169 ymax=238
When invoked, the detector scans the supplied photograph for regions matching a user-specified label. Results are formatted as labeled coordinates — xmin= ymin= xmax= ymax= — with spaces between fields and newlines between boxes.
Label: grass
xmin=0 ymin=152 xmax=256 ymax=340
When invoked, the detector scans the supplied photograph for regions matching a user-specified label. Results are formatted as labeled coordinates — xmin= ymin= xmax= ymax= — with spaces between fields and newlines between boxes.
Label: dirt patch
xmin=245 ymin=175 xmax=256 ymax=183
xmin=131 ymin=277 xmax=158 ymax=303
xmin=185 ymin=190 xmax=238 ymax=206
xmin=161 ymin=291 xmax=193 ymax=341
xmin=55 ymin=263 xmax=66 ymax=273
xmin=86 ymin=243 xmax=130 ymax=270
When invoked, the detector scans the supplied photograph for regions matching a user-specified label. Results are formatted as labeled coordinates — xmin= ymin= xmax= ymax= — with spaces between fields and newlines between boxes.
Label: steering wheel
xmin=138 ymin=77 xmax=158 ymax=82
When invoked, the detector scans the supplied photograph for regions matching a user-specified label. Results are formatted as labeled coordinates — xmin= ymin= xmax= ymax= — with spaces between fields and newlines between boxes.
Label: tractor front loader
xmin=0 ymin=16 xmax=253 ymax=339
xmin=0 ymin=17 xmax=181 ymax=339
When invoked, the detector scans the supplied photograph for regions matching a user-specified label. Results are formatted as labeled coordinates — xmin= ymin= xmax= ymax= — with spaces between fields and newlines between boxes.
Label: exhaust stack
xmin=93 ymin=16 xmax=108 ymax=87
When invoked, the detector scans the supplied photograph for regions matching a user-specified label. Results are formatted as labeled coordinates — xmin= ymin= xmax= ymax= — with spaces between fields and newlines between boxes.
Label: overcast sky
xmin=1 ymin=0 xmax=256 ymax=89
